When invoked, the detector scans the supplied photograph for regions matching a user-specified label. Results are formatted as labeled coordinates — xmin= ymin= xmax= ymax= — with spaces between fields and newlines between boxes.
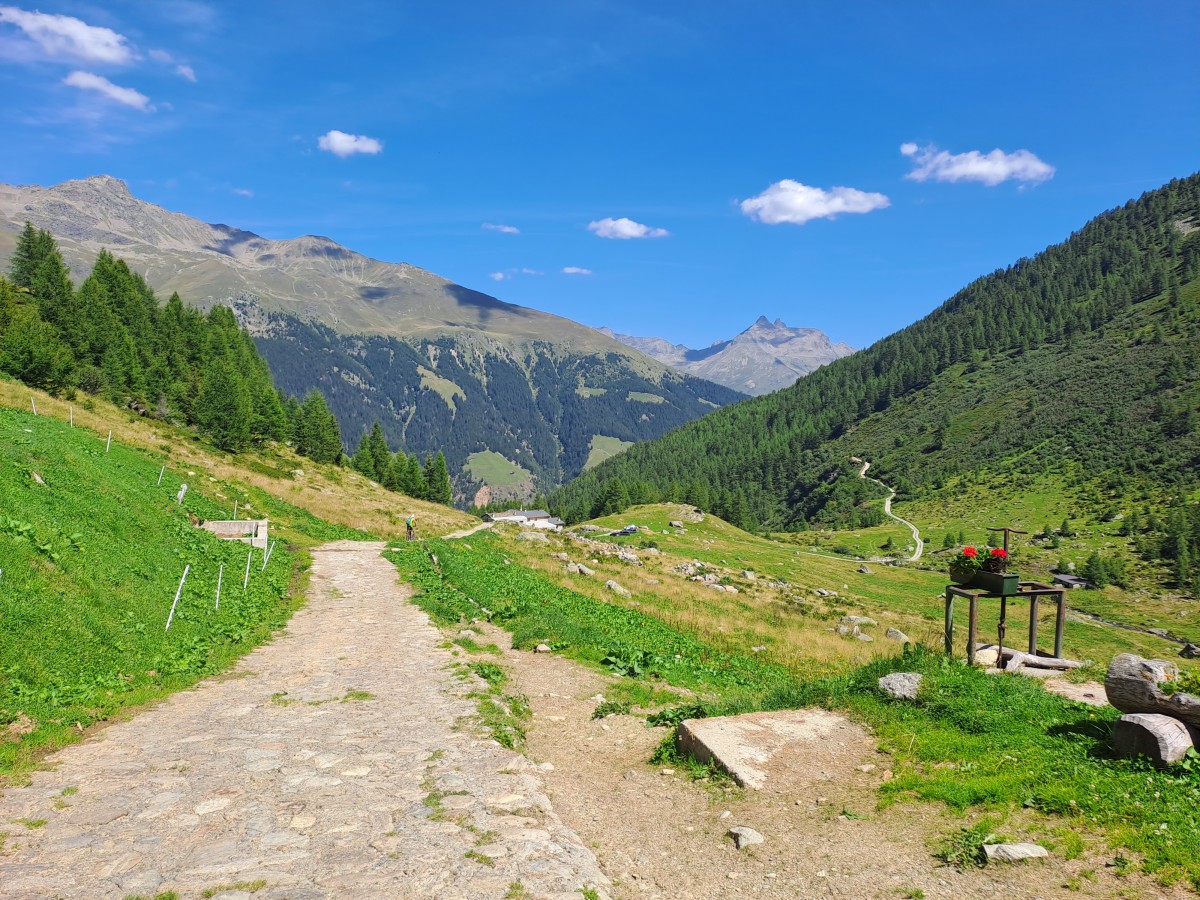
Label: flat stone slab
xmin=677 ymin=709 xmax=852 ymax=790
xmin=984 ymin=842 xmax=1049 ymax=863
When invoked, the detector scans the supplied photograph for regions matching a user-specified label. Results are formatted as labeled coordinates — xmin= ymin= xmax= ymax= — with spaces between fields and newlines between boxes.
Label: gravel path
xmin=0 ymin=540 xmax=608 ymax=899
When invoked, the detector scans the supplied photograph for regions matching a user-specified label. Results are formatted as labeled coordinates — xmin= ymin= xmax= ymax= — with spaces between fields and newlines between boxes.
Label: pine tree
xmin=195 ymin=360 xmax=253 ymax=451
xmin=422 ymin=451 xmax=453 ymax=505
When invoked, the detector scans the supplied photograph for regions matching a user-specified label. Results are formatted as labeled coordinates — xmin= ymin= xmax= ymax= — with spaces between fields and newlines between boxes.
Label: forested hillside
xmin=247 ymin=307 xmax=744 ymax=498
xmin=550 ymin=175 xmax=1200 ymax=540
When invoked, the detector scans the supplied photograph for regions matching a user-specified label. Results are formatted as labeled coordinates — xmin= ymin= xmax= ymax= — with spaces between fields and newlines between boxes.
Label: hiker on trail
xmin=406 ymin=515 xmax=416 ymax=541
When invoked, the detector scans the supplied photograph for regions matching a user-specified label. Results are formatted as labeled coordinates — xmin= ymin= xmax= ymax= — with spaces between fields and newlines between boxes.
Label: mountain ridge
xmin=600 ymin=316 xmax=854 ymax=395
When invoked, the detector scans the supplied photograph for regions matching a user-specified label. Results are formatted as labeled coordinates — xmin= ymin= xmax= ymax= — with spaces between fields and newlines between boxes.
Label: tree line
xmin=0 ymin=225 xmax=455 ymax=505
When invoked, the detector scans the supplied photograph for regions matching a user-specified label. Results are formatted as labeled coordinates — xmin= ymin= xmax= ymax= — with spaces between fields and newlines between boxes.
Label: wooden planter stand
xmin=943 ymin=580 xmax=1068 ymax=666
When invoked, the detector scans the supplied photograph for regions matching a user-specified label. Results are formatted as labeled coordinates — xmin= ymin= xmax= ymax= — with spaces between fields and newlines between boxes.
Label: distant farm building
xmin=483 ymin=509 xmax=564 ymax=531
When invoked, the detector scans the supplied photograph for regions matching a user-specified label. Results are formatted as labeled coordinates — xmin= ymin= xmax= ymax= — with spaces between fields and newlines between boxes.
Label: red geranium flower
xmin=990 ymin=548 xmax=1007 ymax=559
xmin=962 ymin=546 xmax=978 ymax=558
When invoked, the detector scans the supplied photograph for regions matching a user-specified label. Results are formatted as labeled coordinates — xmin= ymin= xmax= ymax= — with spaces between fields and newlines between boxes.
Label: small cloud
xmin=902 ymin=142 xmax=1055 ymax=186
xmin=318 ymin=129 xmax=383 ymax=158
xmin=0 ymin=6 xmax=134 ymax=64
xmin=149 ymin=49 xmax=197 ymax=81
xmin=520 ymin=267 xmax=543 ymax=276
xmin=562 ymin=266 xmax=593 ymax=275
xmin=63 ymin=70 xmax=152 ymax=111
xmin=740 ymin=179 xmax=889 ymax=225
xmin=587 ymin=217 xmax=669 ymax=240
xmin=489 ymin=271 xmax=508 ymax=281
xmin=482 ymin=222 xmax=520 ymax=234
xmin=232 ymin=187 xmax=253 ymax=197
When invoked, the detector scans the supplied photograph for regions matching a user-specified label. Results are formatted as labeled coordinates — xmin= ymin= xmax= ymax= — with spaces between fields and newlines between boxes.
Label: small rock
xmin=858 ymin=564 xmax=873 ymax=574
xmin=885 ymin=627 xmax=910 ymax=642
xmin=742 ymin=570 xmax=756 ymax=580
xmin=589 ymin=694 xmax=606 ymax=703
xmin=840 ymin=615 xmax=877 ymax=627
xmin=534 ymin=643 xmax=552 ymax=653
xmin=669 ymin=521 xmax=684 ymax=528
xmin=719 ymin=810 xmax=731 ymax=819
xmin=623 ymin=770 xmax=636 ymax=780
xmin=577 ymin=564 xmax=596 ymax=577
xmin=983 ymin=843 xmax=1050 ymax=863
xmin=605 ymin=580 xmax=632 ymax=598
xmin=1181 ymin=643 xmax=1200 ymax=659
xmin=565 ymin=562 xmax=581 ymax=574
xmin=855 ymin=764 xmax=876 ymax=773
xmin=549 ymin=552 xmax=570 ymax=561
xmin=727 ymin=826 xmax=764 ymax=850
xmin=516 ymin=531 xmax=549 ymax=542
xmin=878 ymin=672 xmax=922 ymax=700
xmin=856 ymin=632 xmax=874 ymax=642
xmin=660 ymin=768 xmax=675 ymax=776
xmin=974 ymin=647 xmax=1000 ymax=667
xmin=31 ymin=472 xmax=45 ymax=485
xmin=457 ymin=629 xmax=478 ymax=638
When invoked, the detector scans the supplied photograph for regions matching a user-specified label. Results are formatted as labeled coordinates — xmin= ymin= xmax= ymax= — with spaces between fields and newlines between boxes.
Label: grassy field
xmin=583 ymin=435 xmax=633 ymax=471
xmin=625 ymin=391 xmax=665 ymax=403
xmin=390 ymin=525 xmax=1200 ymax=888
xmin=464 ymin=450 xmax=532 ymax=488
xmin=416 ymin=365 xmax=465 ymax=412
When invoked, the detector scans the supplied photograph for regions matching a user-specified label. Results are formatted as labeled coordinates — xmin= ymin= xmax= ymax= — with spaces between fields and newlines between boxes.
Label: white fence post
xmin=215 ymin=563 xmax=224 ymax=610
xmin=165 ymin=565 xmax=190 ymax=631
xmin=243 ymin=547 xmax=253 ymax=590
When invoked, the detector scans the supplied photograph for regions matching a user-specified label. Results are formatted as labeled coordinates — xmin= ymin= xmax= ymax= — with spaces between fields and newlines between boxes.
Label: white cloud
xmin=587 ymin=217 xmax=669 ymax=240
xmin=63 ymin=71 xmax=151 ymax=110
xmin=318 ymin=130 xmax=383 ymax=158
xmin=149 ymin=49 xmax=197 ymax=82
xmin=482 ymin=222 xmax=520 ymax=234
xmin=520 ymin=267 xmax=543 ymax=276
xmin=0 ymin=6 xmax=134 ymax=63
xmin=489 ymin=271 xmax=508 ymax=281
xmin=739 ymin=179 xmax=890 ymax=225
xmin=232 ymin=187 xmax=253 ymax=197
xmin=902 ymin=142 xmax=1055 ymax=186
xmin=562 ymin=266 xmax=593 ymax=275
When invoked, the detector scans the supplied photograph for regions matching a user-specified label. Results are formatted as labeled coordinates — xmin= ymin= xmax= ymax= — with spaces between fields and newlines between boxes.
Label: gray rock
xmin=878 ymin=672 xmax=922 ymax=700
xmin=835 ymin=624 xmax=855 ymax=637
xmin=605 ymin=580 xmax=632 ymax=598
xmin=516 ymin=531 xmax=549 ymax=542
xmin=983 ymin=843 xmax=1049 ymax=863
xmin=1181 ymin=643 xmax=1200 ymax=659
xmin=858 ymin=564 xmax=873 ymax=574
xmin=616 ymin=550 xmax=642 ymax=565
xmin=669 ymin=521 xmax=684 ymax=528
xmin=565 ymin=562 xmax=580 ymax=574
xmin=577 ymin=564 xmax=596 ymax=577
xmin=856 ymin=632 xmax=874 ymax=642
xmin=727 ymin=826 xmax=765 ymax=850
xmin=549 ymin=552 xmax=570 ymax=561
xmin=534 ymin=643 xmax=552 ymax=653
xmin=840 ymin=615 xmax=877 ymax=627
xmin=885 ymin=627 xmax=910 ymax=643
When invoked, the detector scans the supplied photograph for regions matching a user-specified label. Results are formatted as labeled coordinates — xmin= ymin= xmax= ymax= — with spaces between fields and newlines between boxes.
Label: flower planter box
xmin=949 ymin=567 xmax=1019 ymax=596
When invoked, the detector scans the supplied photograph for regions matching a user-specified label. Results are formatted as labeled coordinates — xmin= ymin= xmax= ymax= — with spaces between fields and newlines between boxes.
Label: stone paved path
xmin=0 ymin=541 xmax=609 ymax=899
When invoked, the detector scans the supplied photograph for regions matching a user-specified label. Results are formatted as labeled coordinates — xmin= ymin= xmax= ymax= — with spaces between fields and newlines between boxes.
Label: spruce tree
xmin=422 ymin=451 xmax=453 ymax=505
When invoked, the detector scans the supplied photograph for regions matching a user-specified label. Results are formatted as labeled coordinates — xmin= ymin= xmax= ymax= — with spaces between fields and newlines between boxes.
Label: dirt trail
xmin=0 ymin=541 xmax=606 ymax=899
xmin=854 ymin=458 xmax=923 ymax=561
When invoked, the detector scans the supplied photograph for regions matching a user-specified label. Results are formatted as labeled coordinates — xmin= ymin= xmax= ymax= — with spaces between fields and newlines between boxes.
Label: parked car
xmin=610 ymin=524 xmax=638 ymax=536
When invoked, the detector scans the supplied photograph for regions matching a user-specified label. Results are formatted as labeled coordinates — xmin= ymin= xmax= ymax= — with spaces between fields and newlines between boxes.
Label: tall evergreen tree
xmin=422 ymin=451 xmax=453 ymax=505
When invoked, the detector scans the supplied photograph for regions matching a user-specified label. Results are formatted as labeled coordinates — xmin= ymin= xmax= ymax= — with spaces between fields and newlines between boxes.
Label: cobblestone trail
xmin=0 ymin=541 xmax=608 ymax=899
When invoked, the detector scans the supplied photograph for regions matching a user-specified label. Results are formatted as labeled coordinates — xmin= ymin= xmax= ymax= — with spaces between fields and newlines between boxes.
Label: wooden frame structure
xmin=944 ymin=580 xmax=1068 ymax=666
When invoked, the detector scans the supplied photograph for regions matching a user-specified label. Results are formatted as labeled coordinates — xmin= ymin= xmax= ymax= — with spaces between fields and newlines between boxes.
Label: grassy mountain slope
xmin=550 ymin=174 xmax=1200 ymax=536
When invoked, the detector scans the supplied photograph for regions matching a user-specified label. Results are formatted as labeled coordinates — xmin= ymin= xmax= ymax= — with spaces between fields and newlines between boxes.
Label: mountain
xmin=550 ymin=174 xmax=1200 ymax=538
xmin=599 ymin=317 xmax=854 ymax=395
xmin=0 ymin=176 xmax=744 ymax=501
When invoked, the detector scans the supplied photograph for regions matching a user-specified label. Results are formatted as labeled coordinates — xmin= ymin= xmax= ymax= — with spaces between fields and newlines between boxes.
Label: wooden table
xmin=944 ymin=580 xmax=1067 ymax=665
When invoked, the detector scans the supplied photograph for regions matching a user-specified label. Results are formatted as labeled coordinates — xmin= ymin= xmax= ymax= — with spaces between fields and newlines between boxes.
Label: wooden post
xmin=997 ymin=595 xmax=1007 ymax=666
xmin=1054 ymin=590 xmax=1066 ymax=659
xmin=944 ymin=587 xmax=955 ymax=656
xmin=967 ymin=593 xmax=978 ymax=666
xmin=1029 ymin=594 xmax=1039 ymax=654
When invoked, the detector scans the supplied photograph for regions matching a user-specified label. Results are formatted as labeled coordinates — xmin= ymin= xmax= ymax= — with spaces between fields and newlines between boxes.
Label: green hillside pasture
xmin=464 ymin=450 xmax=532 ymax=488
xmin=0 ymin=407 xmax=299 ymax=775
xmin=391 ymin=533 xmax=1200 ymax=888
xmin=625 ymin=391 xmax=665 ymax=403
xmin=417 ymin=365 xmax=465 ymax=412
xmin=777 ymin=523 xmax=914 ymax=560
xmin=583 ymin=435 xmax=633 ymax=471
xmin=580 ymin=505 xmax=1194 ymax=671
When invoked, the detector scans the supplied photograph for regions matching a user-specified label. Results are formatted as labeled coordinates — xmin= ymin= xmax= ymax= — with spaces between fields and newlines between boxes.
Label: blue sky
xmin=1 ymin=1 xmax=1197 ymax=350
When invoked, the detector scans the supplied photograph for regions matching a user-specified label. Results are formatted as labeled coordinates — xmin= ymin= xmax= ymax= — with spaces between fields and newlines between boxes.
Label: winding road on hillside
xmin=853 ymin=458 xmax=923 ymax=562
xmin=0 ymin=541 xmax=607 ymax=899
